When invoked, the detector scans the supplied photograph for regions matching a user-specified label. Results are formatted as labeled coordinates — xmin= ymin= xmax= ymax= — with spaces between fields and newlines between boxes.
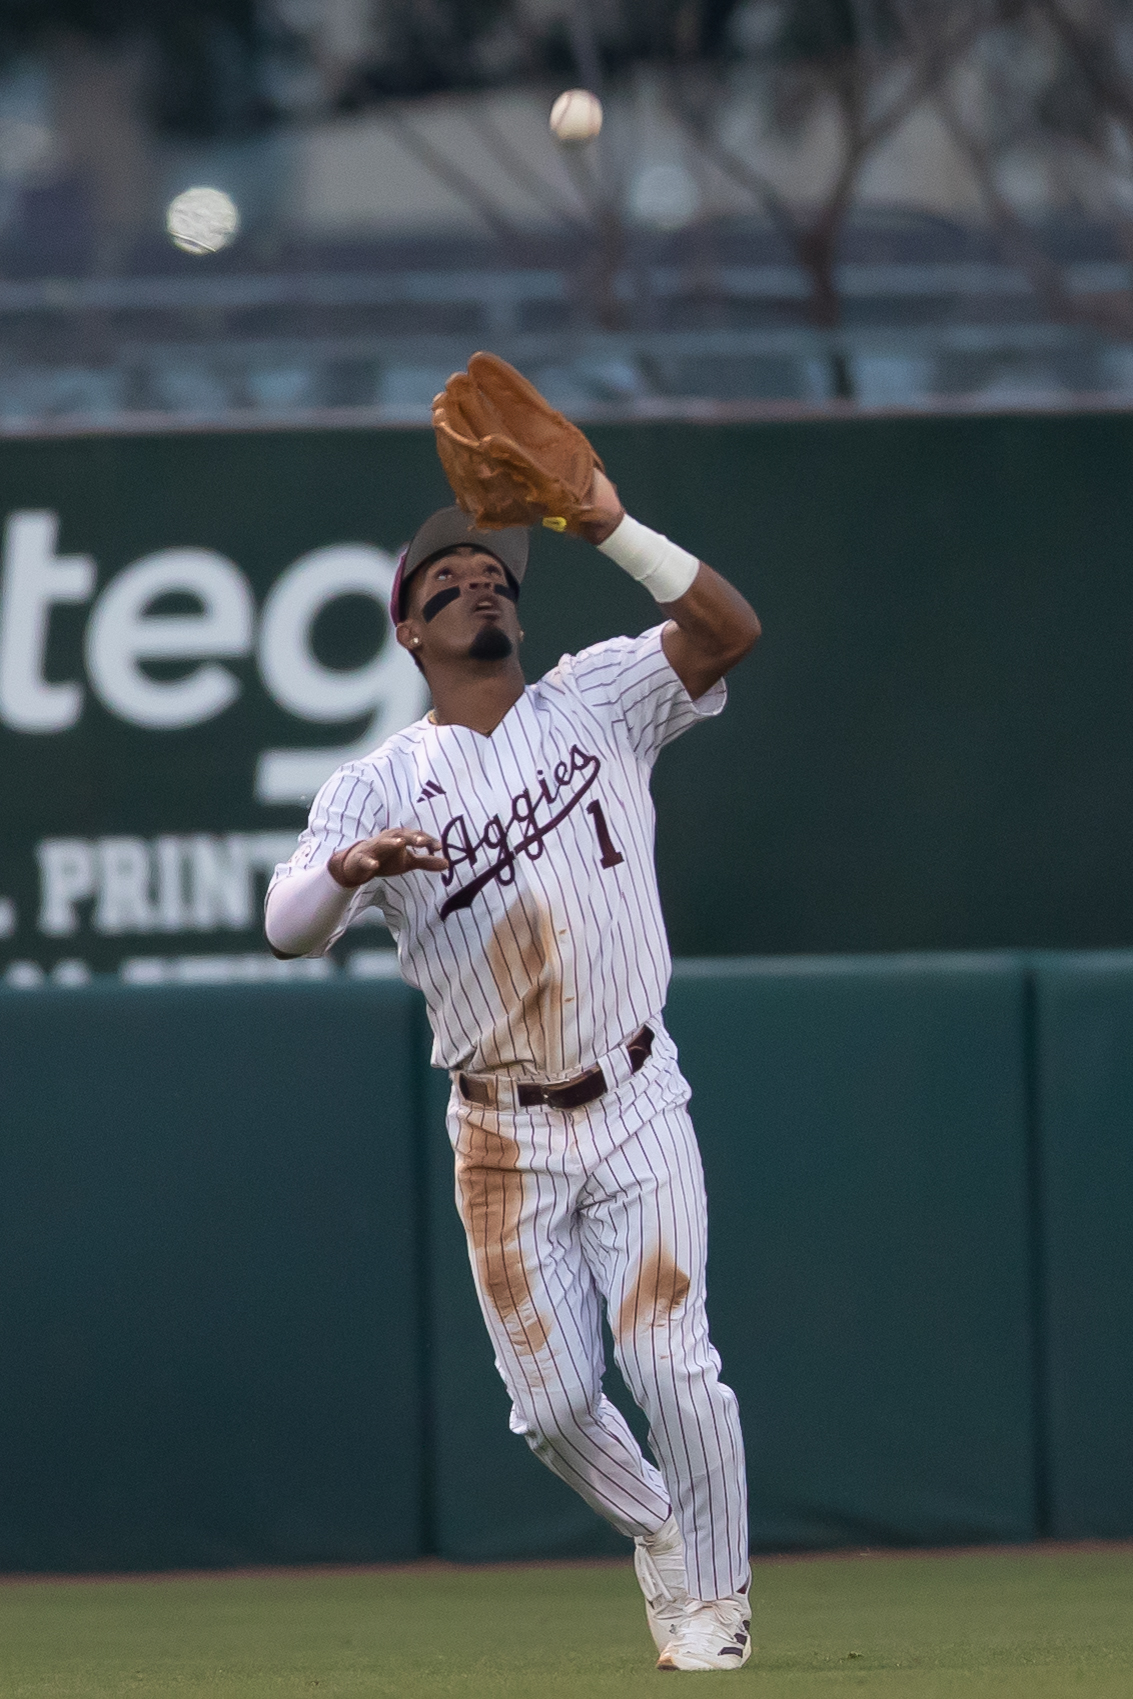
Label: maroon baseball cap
xmin=390 ymin=506 xmax=529 ymax=622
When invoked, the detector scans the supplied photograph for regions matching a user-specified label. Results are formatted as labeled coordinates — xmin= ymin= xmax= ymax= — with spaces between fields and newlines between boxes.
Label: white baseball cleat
xmin=656 ymin=1593 xmax=752 ymax=1671
xmin=633 ymin=1513 xmax=690 ymax=1652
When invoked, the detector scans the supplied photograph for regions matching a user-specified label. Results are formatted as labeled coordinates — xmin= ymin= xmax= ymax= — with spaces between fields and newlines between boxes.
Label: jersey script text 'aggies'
xmin=269 ymin=624 xmax=723 ymax=1079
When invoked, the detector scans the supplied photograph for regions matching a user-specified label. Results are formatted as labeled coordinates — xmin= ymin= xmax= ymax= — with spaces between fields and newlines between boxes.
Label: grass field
xmin=2 ymin=1546 xmax=1132 ymax=1698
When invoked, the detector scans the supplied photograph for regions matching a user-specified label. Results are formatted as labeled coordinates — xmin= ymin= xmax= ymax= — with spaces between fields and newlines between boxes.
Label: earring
xmin=411 ymin=636 xmax=421 ymax=648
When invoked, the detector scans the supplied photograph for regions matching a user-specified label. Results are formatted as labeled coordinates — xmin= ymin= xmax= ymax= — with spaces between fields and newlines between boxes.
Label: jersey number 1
xmin=586 ymin=800 xmax=624 ymax=870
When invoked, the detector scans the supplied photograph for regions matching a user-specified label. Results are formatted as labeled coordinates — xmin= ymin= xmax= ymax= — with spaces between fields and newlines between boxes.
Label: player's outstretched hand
xmin=330 ymin=830 xmax=448 ymax=888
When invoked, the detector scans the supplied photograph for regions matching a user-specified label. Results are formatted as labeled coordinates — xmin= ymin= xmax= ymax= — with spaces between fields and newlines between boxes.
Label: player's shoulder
xmin=536 ymin=625 xmax=666 ymax=700
xmin=358 ymin=714 xmax=433 ymax=769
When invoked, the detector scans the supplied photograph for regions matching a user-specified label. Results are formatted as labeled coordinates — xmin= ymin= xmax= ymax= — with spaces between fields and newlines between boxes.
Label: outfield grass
xmin=1 ymin=1546 xmax=1132 ymax=1697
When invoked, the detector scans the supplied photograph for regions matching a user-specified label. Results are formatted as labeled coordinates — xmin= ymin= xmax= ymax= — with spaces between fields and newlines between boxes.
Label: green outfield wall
xmin=1 ymin=951 xmax=1130 ymax=1572
xmin=1033 ymin=952 xmax=1133 ymax=1540
xmin=3 ymin=410 xmax=1133 ymax=990
xmin=428 ymin=954 xmax=1037 ymax=1562
xmin=0 ymin=978 xmax=427 ymax=1571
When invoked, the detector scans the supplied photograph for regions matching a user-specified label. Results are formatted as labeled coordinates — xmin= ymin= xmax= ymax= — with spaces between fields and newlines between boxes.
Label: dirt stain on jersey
xmin=616 ymin=1244 xmax=690 ymax=1340
xmin=456 ymin=1117 xmax=550 ymax=1356
xmin=481 ymin=896 xmax=562 ymax=1075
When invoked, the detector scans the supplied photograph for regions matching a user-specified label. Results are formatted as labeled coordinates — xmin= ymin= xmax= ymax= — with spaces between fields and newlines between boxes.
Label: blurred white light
xmin=630 ymin=163 xmax=700 ymax=231
xmin=728 ymin=0 xmax=784 ymax=54
xmin=1108 ymin=170 xmax=1133 ymax=214
xmin=166 ymin=186 xmax=240 ymax=255
xmin=0 ymin=117 xmax=53 ymax=180
xmin=4 ymin=961 xmax=44 ymax=989
xmin=51 ymin=959 xmax=91 ymax=987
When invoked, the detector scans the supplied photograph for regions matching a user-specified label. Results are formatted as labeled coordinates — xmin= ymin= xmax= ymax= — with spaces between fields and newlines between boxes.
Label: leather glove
xmin=432 ymin=352 xmax=603 ymax=533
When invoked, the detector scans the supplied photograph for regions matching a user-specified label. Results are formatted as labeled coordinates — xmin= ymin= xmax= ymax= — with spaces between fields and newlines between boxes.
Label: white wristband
xmin=596 ymin=514 xmax=700 ymax=604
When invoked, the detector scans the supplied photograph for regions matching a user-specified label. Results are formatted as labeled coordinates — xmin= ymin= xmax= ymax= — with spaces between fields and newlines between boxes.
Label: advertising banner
xmin=4 ymin=409 xmax=1133 ymax=984
xmin=0 ymin=426 xmax=450 ymax=985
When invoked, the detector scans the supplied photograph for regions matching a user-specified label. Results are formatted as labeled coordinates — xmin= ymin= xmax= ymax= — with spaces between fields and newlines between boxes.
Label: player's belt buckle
xmin=517 ymin=1066 xmax=606 ymax=1111
xmin=458 ymin=1025 xmax=653 ymax=1111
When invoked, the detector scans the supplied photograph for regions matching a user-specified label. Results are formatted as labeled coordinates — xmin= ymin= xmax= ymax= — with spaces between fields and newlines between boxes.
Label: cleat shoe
xmin=656 ymin=1594 xmax=752 ymax=1671
xmin=633 ymin=1513 xmax=690 ymax=1652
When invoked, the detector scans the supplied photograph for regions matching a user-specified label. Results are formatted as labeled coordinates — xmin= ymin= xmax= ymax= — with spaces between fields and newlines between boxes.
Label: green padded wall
xmin=666 ymin=955 xmax=1036 ymax=1548
xmin=426 ymin=953 xmax=1037 ymax=1558
xmin=9 ymin=950 xmax=1132 ymax=1568
xmin=0 ymin=978 xmax=425 ymax=1572
xmin=1033 ymin=951 xmax=1133 ymax=1537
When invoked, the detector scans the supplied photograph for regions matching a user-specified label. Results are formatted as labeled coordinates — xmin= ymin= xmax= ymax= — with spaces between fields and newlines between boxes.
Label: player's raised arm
xmin=577 ymin=469 xmax=761 ymax=702
xmin=432 ymin=352 xmax=759 ymax=703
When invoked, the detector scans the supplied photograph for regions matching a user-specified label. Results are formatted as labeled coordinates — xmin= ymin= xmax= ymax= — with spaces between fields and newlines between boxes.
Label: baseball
xmin=166 ymin=186 xmax=240 ymax=255
xmin=550 ymin=88 xmax=603 ymax=145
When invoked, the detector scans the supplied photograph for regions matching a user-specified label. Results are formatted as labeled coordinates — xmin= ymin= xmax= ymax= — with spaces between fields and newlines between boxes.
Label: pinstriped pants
xmin=447 ymin=1059 xmax=749 ymax=1602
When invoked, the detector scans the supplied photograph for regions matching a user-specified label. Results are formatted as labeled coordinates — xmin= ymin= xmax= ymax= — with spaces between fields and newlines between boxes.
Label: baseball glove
xmin=432 ymin=352 xmax=603 ymax=532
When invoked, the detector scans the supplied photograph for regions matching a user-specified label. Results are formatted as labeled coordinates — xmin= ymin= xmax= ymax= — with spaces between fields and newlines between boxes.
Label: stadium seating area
xmin=2 ymin=214 xmax=1131 ymax=427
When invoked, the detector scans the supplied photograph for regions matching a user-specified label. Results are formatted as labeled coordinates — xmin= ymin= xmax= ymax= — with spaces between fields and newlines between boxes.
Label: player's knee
xmin=614 ymin=1255 xmax=692 ymax=1345
xmin=620 ymin=1348 xmax=725 ymax=1416
xmin=524 ymin=1387 xmax=600 ymax=1451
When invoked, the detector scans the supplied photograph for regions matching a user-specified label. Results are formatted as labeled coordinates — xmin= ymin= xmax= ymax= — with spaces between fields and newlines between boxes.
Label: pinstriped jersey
xmin=268 ymin=625 xmax=726 ymax=1076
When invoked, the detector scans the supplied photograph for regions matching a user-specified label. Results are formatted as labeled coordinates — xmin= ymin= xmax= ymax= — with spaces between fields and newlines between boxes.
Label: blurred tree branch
xmin=925 ymin=0 xmax=1133 ymax=341
xmin=665 ymin=1 xmax=987 ymax=395
xmin=17 ymin=0 xmax=1133 ymax=392
xmin=0 ymin=2 xmax=271 ymax=137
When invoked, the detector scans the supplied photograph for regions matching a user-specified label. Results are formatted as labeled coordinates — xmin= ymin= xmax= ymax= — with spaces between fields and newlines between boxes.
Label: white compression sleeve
xmin=264 ymin=860 xmax=356 ymax=957
xmin=596 ymin=513 xmax=700 ymax=603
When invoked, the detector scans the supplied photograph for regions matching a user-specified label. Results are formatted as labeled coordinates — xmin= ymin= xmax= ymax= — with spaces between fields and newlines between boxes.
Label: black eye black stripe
xmin=422 ymin=586 xmax=461 ymax=622
xmin=422 ymin=580 xmax=518 ymax=622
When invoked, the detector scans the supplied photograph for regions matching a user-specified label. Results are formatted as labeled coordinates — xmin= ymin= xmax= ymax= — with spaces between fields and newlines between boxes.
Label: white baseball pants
xmin=447 ymin=1061 xmax=749 ymax=1602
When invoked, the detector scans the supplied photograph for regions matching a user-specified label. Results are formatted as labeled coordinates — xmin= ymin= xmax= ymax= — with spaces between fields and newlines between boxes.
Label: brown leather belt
xmin=459 ymin=1025 xmax=654 ymax=1112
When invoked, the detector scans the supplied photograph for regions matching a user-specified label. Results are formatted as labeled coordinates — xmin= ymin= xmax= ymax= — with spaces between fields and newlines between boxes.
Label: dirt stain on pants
xmin=616 ymin=1243 xmax=690 ymax=1341
xmin=456 ymin=1118 xmax=550 ymax=1356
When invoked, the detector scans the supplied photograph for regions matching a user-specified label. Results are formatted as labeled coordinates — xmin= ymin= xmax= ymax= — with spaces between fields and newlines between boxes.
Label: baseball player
xmin=265 ymin=358 xmax=760 ymax=1671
